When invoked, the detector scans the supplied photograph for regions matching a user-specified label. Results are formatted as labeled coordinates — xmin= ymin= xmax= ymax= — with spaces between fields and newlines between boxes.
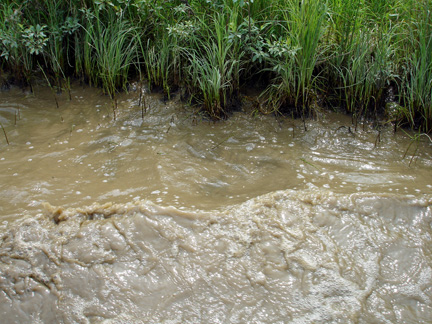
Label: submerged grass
xmin=0 ymin=0 xmax=431 ymax=131
xmin=0 ymin=123 xmax=9 ymax=145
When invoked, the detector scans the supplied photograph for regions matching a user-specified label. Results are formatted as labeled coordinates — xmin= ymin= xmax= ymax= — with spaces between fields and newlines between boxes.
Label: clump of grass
xmin=185 ymin=12 xmax=243 ymax=118
xmin=141 ymin=36 xmax=173 ymax=100
xmin=326 ymin=0 xmax=402 ymax=129
xmin=261 ymin=0 xmax=327 ymax=121
xmin=83 ymin=8 xmax=139 ymax=100
xmin=327 ymin=0 xmax=368 ymax=124
xmin=401 ymin=1 xmax=432 ymax=132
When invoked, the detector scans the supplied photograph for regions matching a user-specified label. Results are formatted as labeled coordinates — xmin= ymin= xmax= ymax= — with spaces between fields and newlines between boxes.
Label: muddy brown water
xmin=0 ymin=84 xmax=431 ymax=323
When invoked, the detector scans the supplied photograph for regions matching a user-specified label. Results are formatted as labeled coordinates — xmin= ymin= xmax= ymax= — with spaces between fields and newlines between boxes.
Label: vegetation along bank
xmin=1 ymin=0 xmax=431 ymax=132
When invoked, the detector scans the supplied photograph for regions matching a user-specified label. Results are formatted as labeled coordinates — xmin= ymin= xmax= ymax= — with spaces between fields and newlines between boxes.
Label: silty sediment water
xmin=0 ymin=84 xmax=431 ymax=323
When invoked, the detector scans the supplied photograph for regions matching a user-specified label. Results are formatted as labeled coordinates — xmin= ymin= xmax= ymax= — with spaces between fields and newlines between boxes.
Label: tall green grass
xmin=327 ymin=0 xmax=402 ymax=128
xmin=261 ymin=0 xmax=326 ymax=119
xmin=0 ymin=0 xmax=431 ymax=131
xmin=185 ymin=11 xmax=244 ymax=117
xmin=84 ymin=9 xmax=138 ymax=100
xmin=142 ymin=36 xmax=173 ymax=99
xmin=401 ymin=1 xmax=432 ymax=131
xmin=38 ymin=0 xmax=65 ymax=90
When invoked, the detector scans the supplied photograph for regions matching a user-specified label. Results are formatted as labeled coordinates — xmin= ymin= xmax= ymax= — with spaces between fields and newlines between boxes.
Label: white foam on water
xmin=0 ymin=190 xmax=430 ymax=323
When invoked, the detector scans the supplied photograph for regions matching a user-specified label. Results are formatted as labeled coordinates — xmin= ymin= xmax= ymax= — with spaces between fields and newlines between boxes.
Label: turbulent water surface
xmin=0 ymin=84 xmax=431 ymax=323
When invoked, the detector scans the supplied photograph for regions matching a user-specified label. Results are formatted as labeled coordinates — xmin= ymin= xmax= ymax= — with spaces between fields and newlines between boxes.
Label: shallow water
xmin=0 ymin=84 xmax=431 ymax=323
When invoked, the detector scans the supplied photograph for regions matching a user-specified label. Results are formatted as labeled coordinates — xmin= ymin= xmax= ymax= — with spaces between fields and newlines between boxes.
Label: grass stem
xmin=0 ymin=123 xmax=9 ymax=145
